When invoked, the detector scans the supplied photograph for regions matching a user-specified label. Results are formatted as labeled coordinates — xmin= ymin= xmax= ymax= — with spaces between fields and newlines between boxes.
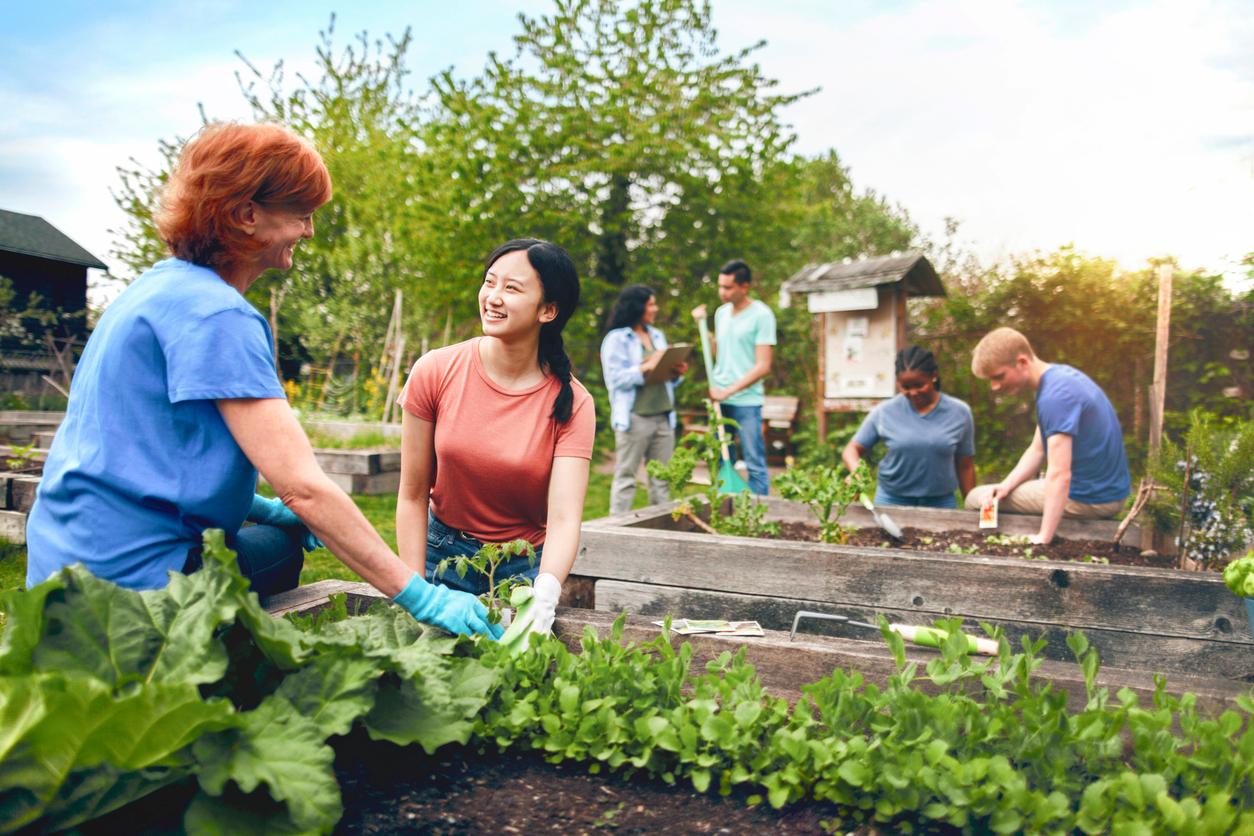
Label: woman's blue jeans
xmin=183 ymin=524 xmax=305 ymax=597
xmin=873 ymin=487 xmax=959 ymax=509
xmin=424 ymin=511 xmax=540 ymax=596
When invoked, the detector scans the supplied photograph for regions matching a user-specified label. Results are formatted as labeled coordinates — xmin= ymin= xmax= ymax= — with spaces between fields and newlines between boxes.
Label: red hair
xmin=155 ymin=122 xmax=332 ymax=275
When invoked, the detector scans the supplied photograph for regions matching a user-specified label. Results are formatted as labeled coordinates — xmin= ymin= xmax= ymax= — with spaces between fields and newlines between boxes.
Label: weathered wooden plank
xmin=574 ymin=525 xmax=1249 ymax=644
xmin=261 ymin=579 xmax=380 ymax=616
xmin=312 ymin=448 xmax=402 ymax=475
xmin=0 ymin=411 xmax=65 ymax=424
xmin=264 ymin=583 xmax=1245 ymax=713
xmin=6 ymin=475 xmax=40 ymax=513
xmin=324 ymin=470 xmax=401 ymax=496
xmin=0 ymin=510 xmax=26 ymax=545
xmin=595 ymin=579 xmax=1254 ymax=681
xmin=31 ymin=431 xmax=57 ymax=448
xmin=589 ymin=496 xmax=1146 ymax=544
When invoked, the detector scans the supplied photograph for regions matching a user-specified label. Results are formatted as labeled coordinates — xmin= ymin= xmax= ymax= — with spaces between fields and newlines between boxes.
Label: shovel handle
xmin=890 ymin=624 xmax=999 ymax=656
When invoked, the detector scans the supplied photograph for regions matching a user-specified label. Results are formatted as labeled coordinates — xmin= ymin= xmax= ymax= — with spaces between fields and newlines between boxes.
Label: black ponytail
xmin=895 ymin=344 xmax=942 ymax=390
xmin=484 ymin=238 xmax=581 ymax=423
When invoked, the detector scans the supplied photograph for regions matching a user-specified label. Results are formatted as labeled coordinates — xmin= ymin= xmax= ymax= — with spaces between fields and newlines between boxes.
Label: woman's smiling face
xmin=251 ymin=204 xmax=314 ymax=273
xmin=479 ymin=249 xmax=555 ymax=337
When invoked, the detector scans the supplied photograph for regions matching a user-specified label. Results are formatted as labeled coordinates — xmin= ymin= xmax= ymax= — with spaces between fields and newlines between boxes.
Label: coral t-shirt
xmin=398 ymin=338 xmax=595 ymax=545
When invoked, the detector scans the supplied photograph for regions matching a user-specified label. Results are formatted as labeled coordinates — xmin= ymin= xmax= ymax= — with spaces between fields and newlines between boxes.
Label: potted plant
xmin=1222 ymin=551 xmax=1254 ymax=640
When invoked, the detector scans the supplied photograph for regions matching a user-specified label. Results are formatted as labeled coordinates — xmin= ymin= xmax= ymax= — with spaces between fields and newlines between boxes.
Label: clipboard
xmin=642 ymin=343 xmax=692 ymax=384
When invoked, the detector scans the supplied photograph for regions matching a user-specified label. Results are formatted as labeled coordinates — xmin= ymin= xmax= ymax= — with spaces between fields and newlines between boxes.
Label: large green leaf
xmin=364 ymin=655 xmax=499 ymax=753
xmin=0 ymin=673 xmax=232 ymax=832
xmin=0 ymin=574 xmax=64 ymax=675
xmin=275 ymin=655 xmax=382 ymax=738
xmin=192 ymin=696 xmax=340 ymax=834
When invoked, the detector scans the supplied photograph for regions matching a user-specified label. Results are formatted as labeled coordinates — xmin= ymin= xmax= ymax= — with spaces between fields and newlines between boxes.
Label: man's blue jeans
xmin=424 ymin=511 xmax=540 ymax=596
xmin=720 ymin=403 xmax=769 ymax=495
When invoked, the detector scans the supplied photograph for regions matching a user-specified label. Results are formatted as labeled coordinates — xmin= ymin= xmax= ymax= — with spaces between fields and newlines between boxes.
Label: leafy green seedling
xmin=5 ymin=442 xmax=38 ymax=471
xmin=436 ymin=538 xmax=537 ymax=624
xmin=775 ymin=460 xmax=873 ymax=543
xmin=647 ymin=400 xmax=775 ymax=536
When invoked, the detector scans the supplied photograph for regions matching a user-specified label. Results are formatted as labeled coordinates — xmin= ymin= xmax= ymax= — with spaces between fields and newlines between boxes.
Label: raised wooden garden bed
xmin=572 ymin=499 xmax=1253 ymax=685
xmin=0 ymin=410 xmax=63 ymax=445
xmin=258 ymin=446 xmax=401 ymax=495
xmin=265 ymin=580 xmax=1249 ymax=715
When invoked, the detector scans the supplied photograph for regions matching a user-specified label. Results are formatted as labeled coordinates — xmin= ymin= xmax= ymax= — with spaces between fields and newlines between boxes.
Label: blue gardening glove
xmin=247 ymin=494 xmax=324 ymax=552
xmin=393 ymin=572 xmax=505 ymax=639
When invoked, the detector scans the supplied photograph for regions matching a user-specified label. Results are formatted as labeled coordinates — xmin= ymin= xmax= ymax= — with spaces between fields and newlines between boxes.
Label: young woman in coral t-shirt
xmin=396 ymin=239 xmax=595 ymax=644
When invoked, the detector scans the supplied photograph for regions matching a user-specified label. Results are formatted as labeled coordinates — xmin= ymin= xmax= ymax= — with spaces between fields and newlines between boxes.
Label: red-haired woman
xmin=26 ymin=122 xmax=499 ymax=639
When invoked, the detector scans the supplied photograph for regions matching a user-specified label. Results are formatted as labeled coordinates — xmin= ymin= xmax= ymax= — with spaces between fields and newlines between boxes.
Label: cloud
xmin=716 ymin=0 xmax=1254 ymax=279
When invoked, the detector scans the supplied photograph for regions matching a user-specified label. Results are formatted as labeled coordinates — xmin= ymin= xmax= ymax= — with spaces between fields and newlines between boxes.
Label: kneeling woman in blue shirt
xmin=25 ymin=122 xmax=497 ymax=638
xmin=841 ymin=346 xmax=976 ymax=508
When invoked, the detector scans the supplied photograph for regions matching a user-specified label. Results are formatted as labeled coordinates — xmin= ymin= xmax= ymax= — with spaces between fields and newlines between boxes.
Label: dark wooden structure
xmin=779 ymin=252 xmax=945 ymax=439
xmin=570 ymin=501 xmax=1254 ymax=685
xmin=0 ymin=209 xmax=104 ymax=338
xmin=0 ymin=209 xmax=106 ymax=390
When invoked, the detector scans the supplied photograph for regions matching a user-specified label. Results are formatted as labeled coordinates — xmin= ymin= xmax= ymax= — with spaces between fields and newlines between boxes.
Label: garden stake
xmin=696 ymin=317 xmax=750 ymax=496
xmin=788 ymin=609 xmax=998 ymax=656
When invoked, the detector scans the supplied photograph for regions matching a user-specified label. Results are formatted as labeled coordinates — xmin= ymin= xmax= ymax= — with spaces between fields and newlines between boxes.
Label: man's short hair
xmin=971 ymin=327 xmax=1036 ymax=377
xmin=719 ymin=259 xmax=752 ymax=285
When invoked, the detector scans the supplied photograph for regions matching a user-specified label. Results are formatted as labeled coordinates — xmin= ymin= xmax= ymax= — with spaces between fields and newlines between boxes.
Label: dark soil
xmin=332 ymin=734 xmax=878 ymax=835
xmin=75 ymin=732 xmax=913 ymax=835
xmin=770 ymin=521 xmax=1178 ymax=569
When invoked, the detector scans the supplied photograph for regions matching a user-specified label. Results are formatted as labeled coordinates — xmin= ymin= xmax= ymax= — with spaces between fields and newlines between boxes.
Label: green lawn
xmin=0 ymin=469 xmax=637 ymax=596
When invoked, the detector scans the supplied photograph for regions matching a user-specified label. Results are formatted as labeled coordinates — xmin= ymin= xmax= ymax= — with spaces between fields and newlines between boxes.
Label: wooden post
xmin=815 ymin=312 xmax=827 ymax=442
xmin=1147 ymin=264 xmax=1173 ymax=457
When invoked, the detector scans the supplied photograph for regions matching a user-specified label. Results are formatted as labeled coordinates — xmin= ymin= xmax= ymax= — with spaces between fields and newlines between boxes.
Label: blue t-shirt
xmin=26 ymin=259 xmax=286 ymax=590
xmin=1036 ymin=365 xmax=1130 ymax=504
xmin=853 ymin=393 xmax=976 ymax=498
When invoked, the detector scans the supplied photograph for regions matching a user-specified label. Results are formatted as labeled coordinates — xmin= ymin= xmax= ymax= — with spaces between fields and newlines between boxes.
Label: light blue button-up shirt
xmin=600 ymin=325 xmax=681 ymax=432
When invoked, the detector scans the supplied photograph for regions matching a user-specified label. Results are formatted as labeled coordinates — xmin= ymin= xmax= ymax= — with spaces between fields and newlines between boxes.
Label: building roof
xmin=781 ymin=252 xmax=944 ymax=298
xmin=0 ymin=208 xmax=108 ymax=270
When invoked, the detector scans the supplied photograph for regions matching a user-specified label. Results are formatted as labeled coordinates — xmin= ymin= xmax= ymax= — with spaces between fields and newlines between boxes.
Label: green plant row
xmin=1 ymin=532 xmax=1252 ymax=834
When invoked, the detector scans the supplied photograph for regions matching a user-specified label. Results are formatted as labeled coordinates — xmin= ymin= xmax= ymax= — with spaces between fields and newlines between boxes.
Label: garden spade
xmin=697 ymin=317 xmax=750 ymax=495
xmin=788 ymin=610 xmax=999 ymax=656
xmin=859 ymin=493 xmax=903 ymax=540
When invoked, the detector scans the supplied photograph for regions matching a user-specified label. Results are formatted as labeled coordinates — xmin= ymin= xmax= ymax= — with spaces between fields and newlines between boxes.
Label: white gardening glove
xmin=512 ymin=572 xmax=562 ymax=648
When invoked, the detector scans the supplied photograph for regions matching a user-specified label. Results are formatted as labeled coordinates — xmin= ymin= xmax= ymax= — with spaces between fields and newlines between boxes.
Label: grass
xmin=0 ymin=468 xmax=644 ymax=598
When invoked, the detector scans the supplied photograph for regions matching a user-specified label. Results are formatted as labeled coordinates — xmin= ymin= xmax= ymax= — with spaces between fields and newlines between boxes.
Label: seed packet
xmin=652 ymin=619 xmax=765 ymax=637
xmin=978 ymin=496 xmax=999 ymax=529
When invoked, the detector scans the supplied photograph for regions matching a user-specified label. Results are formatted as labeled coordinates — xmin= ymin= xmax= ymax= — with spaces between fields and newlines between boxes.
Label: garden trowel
xmin=788 ymin=610 xmax=999 ymax=656
xmin=859 ymin=493 xmax=903 ymax=540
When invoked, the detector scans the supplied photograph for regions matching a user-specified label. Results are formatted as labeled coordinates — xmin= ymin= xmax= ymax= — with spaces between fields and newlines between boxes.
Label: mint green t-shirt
xmin=712 ymin=299 xmax=777 ymax=407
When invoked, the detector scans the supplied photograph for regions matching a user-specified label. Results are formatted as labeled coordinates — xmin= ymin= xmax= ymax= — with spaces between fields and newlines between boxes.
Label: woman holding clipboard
xmin=601 ymin=285 xmax=690 ymax=513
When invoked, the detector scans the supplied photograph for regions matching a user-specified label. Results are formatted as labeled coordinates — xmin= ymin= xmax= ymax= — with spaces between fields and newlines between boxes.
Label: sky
xmin=3 ymin=0 xmax=1251 ymax=299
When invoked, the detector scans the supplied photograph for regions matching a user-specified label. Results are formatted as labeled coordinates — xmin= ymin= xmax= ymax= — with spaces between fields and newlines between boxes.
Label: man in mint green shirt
xmin=691 ymin=259 xmax=777 ymax=494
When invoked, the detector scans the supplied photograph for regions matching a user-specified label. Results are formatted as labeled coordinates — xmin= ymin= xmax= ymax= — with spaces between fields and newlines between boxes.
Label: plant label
xmin=979 ymin=496 xmax=999 ymax=529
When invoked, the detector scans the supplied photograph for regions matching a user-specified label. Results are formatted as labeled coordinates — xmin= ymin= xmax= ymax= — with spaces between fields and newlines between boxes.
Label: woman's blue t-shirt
xmin=853 ymin=393 xmax=976 ymax=498
xmin=26 ymin=259 xmax=286 ymax=590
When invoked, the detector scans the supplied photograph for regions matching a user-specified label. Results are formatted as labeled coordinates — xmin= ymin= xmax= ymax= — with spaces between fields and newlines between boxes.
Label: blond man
xmin=965 ymin=328 xmax=1129 ymax=543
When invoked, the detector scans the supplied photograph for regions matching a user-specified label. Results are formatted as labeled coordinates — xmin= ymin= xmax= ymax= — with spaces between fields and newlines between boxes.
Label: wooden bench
xmin=678 ymin=395 xmax=800 ymax=465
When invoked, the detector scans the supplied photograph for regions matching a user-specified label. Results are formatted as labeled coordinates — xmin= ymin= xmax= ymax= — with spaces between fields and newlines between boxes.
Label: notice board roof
xmin=781 ymin=252 xmax=945 ymax=298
